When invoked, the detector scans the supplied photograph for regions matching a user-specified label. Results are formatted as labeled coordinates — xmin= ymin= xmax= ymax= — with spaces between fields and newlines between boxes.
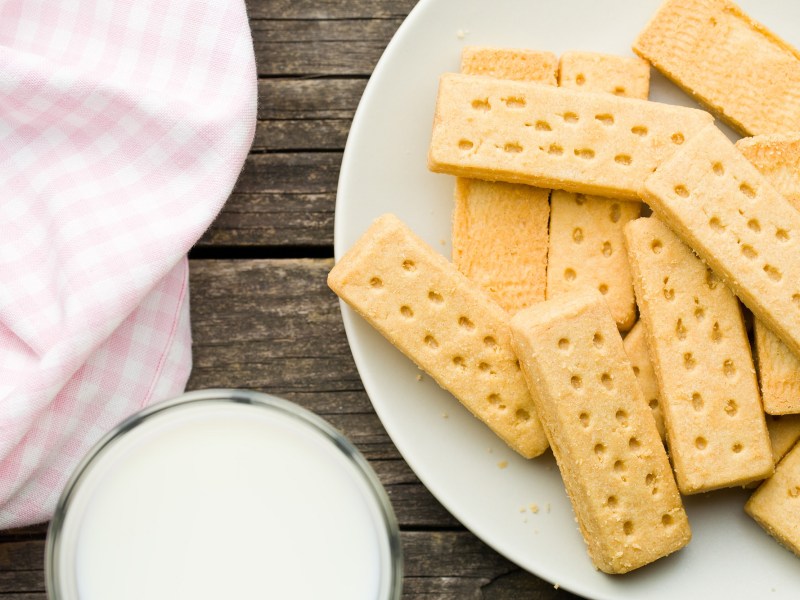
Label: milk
xmin=50 ymin=398 xmax=398 ymax=600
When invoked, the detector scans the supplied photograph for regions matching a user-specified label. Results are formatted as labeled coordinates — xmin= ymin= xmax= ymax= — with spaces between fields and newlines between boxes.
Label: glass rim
xmin=45 ymin=388 xmax=403 ymax=600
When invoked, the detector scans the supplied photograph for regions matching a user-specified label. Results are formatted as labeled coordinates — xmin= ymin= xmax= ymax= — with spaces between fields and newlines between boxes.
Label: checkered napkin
xmin=0 ymin=0 xmax=256 ymax=527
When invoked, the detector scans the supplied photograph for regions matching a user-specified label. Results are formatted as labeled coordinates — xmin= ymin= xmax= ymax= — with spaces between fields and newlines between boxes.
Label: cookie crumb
xmin=497 ymin=460 xmax=508 ymax=469
xmin=530 ymin=503 xmax=539 ymax=514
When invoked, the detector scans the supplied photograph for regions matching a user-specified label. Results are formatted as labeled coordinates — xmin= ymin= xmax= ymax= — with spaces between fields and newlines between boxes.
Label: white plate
xmin=334 ymin=1 xmax=800 ymax=598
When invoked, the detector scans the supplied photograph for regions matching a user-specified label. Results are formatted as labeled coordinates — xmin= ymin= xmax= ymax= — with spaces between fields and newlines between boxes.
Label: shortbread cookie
xmin=737 ymin=132 xmax=800 ymax=210
xmin=452 ymin=179 xmax=550 ymax=313
xmin=737 ymin=133 xmax=800 ymax=413
xmin=746 ymin=441 xmax=800 ymax=558
xmin=633 ymin=0 xmax=800 ymax=135
xmin=546 ymin=53 xmax=648 ymax=331
xmin=428 ymin=73 xmax=713 ymax=200
xmin=642 ymin=123 xmax=800 ymax=360
xmin=452 ymin=48 xmax=556 ymax=314
xmin=624 ymin=217 xmax=773 ymax=494
xmin=328 ymin=214 xmax=548 ymax=458
xmin=510 ymin=290 xmax=689 ymax=574
xmin=766 ymin=415 xmax=800 ymax=464
xmin=547 ymin=191 xmax=640 ymax=330
xmin=559 ymin=51 xmax=650 ymax=99
xmin=623 ymin=321 xmax=666 ymax=441
xmin=460 ymin=46 xmax=558 ymax=84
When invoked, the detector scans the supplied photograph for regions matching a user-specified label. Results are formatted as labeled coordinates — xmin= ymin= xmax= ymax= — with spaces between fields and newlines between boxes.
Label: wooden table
xmin=0 ymin=2 xmax=579 ymax=598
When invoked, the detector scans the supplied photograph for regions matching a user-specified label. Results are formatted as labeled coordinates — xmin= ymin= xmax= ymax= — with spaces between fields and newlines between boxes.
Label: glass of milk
xmin=45 ymin=389 xmax=403 ymax=599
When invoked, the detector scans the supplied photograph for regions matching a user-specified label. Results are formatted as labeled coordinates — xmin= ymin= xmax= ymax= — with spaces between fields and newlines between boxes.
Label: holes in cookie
xmin=516 ymin=408 xmax=530 ymax=421
xmin=776 ymin=228 xmax=790 ymax=243
xmin=692 ymin=392 xmax=703 ymax=411
xmin=631 ymin=125 xmax=648 ymax=137
xmin=725 ymin=399 xmax=738 ymax=416
xmin=674 ymin=185 xmax=689 ymax=198
xmin=484 ymin=336 xmax=498 ymax=349
xmin=683 ymin=353 xmax=696 ymax=370
xmin=478 ymin=362 xmax=490 ymax=373
xmin=695 ymin=436 xmax=708 ymax=450
xmin=471 ymin=98 xmax=491 ymax=111
xmin=487 ymin=393 xmax=500 ymax=405
xmin=458 ymin=139 xmax=474 ymax=151
xmin=662 ymin=514 xmax=675 ymax=527
xmin=663 ymin=287 xmax=675 ymax=301
xmin=649 ymin=398 xmax=659 ymax=410
xmin=558 ymin=337 xmax=570 ymax=351
xmin=504 ymin=96 xmax=526 ymax=108
xmin=402 ymin=259 xmax=416 ymax=272
xmin=574 ymin=148 xmax=595 ymax=159
xmin=793 ymin=293 xmax=800 ymax=308
xmin=741 ymin=245 xmax=757 ymax=259
xmin=764 ymin=264 xmax=782 ymax=281
xmin=712 ymin=162 xmax=725 ymax=176
xmin=645 ymin=473 xmax=656 ymax=486
xmin=452 ymin=356 xmax=466 ymax=369
xmin=629 ymin=437 xmax=641 ymax=452
xmin=616 ymin=409 xmax=629 ymax=426
xmin=632 ymin=366 xmax=641 ymax=376
xmin=598 ymin=283 xmax=609 ymax=295
xmin=563 ymin=112 xmax=579 ymax=123
xmin=602 ymin=241 xmax=613 ymax=257
xmin=504 ymin=142 xmax=523 ymax=153
xmin=575 ymin=73 xmax=586 ymax=86
xmin=428 ymin=291 xmax=443 ymax=304
xmin=789 ymin=486 xmax=800 ymax=498
xmin=614 ymin=86 xmax=626 ymax=96
xmin=732 ymin=442 xmax=743 ymax=454
xmin=593 ymin=332 xmax=604 ymax=348
xmin=671 ymin=132 xmax=685 ymax=145
xmin=575 ymin=194 xmax=587 ymax=205
xmin=723 ymin=359 xmax=736 ymax=378
xmin=548 ymin=144 xmax=563 ymax=155
xmin=695 ymin=307 xmax=705 ymax=321
xmin=610 ymin=204 xmax=621 ymax=223
xmin=601 ymin=373 xmax=613 ymax=389
xmin=615 ymin=154 xmax=632 ymax=166
xmin=651 ymin=239 xmax=663 ymax=254
xmin=739 ymin=183 xmax=756 ymax=199
xmin=571 ymin=375 xmax=583 ymax=390
xmin=564 ymin=268 xmax=577 ymax=281
xmin=706 ymin=269 xmax=719 ymax=290
xmin=572 ymin=227 xmax=584 ymax=243
xmin=711 ymin=321 xmax=723 ymax=342
xmin=424 ymin=335 xmax=439 ymax=349
xmin=400 ymin=305 xmax=414 ymax=318
xmin=579 ymin=412 xmax=590 ymax=427
xmin=458 ymin=316 xmax=475 ymax=330
xmin=675 ymin=319 xmax=687 ymax=341
xmin=614 ymin=460 xmax=626 ymax=475
xmin=594 ymin=443 xmax=607 ymax=458
xmin=369 ymin=277 xmax=383 ymax=289
xmin=747 ymin=219 xmax=761 ymax=233
xmin=595 ymin=113 xmax=614 ymax=126
xmin=535 ymin=120 xmax=552 ymax=131
xmin=709 ymin=217 xmax=724 ymax=232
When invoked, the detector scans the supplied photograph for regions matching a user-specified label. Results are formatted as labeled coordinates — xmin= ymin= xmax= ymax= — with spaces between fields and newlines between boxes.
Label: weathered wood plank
xmin=258 ymin=79 xmax=365 ymax=121
xmin=251 ymin=18 xmax=402 ymax=76
xmin=246 ymin=0 xmax=417 ymax=20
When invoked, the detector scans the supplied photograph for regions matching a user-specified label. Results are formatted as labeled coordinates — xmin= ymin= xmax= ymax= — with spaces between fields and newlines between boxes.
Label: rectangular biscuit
xmin=510 ymin=290 xmax=689 ymax=574
xmin=452 ymin=179 xmax=550 ymax=313
xmin=558 ymin=51 xmax=650 ymax=99
xmin=624 ymin=217 xmax=773 ymax=494
xmin=546 ymin=53 xmax=649 ymax=331
xmin=766 ymin=415 xmax=800 ymax=464
xmin=738 ymin=133 xmax=800 ymax=414
xmin=746 ymin=440 xmax=800 ymax=558
xmin=623 ymin=321 xmax=666 ymax=441
xmin=546 ymin=191 xmax=640 ymax=330
xmin=328 ymin=213 xmax=548 ymax=458
xmin=460 ymin=46 xmax=558 ymax=84
xmin=452 ymin=48 xmax=556 ymax=314
xmin=642 ymin=123 xmax=800 ymax=361
xmin=633 ymin=0 xmax=800 ymax=136
xmin=428 ymin=73 xmax=714 ymax=200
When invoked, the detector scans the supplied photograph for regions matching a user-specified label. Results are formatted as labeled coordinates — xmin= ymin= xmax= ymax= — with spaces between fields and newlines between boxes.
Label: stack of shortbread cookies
xmin=329 ymin=0 xmax=800 ymax=574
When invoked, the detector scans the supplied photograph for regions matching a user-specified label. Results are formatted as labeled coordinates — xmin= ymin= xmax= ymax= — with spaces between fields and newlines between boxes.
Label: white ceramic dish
xmin=334 ymin=1 xmax=800 ymax=598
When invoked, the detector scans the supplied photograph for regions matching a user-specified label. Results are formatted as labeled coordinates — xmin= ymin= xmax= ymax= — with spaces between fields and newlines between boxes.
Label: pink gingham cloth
xmin=0 ymin=0 xmax=257 ymax=527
